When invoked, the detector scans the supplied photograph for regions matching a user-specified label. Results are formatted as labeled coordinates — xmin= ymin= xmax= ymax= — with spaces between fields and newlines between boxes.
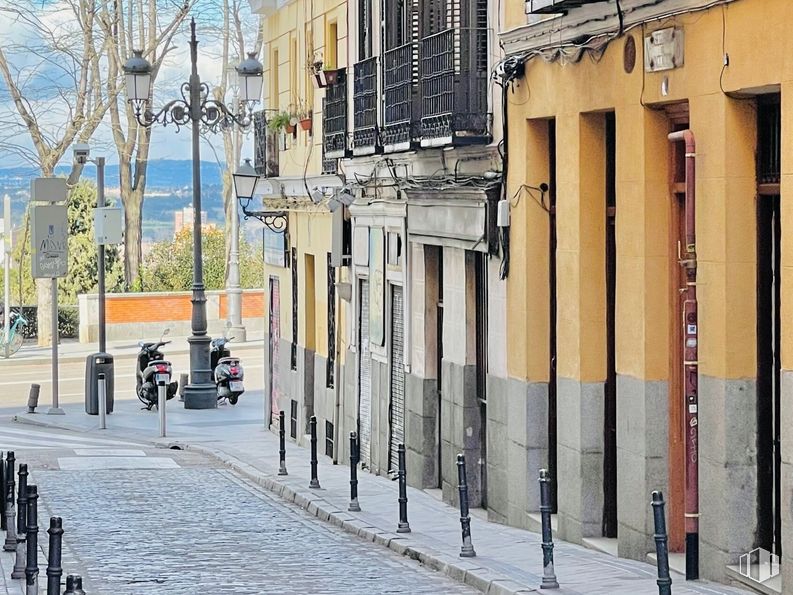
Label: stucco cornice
xmin=501 ymin=0 xmax=736 ymax=56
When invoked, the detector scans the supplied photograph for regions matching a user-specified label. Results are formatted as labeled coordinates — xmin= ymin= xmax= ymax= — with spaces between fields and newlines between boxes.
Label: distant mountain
xmin=0 ymin=160 xmax=234 ymax=242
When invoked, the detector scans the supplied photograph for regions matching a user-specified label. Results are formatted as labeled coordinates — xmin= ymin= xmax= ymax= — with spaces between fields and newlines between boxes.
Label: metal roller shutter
xmin=389 ymin=285 xmax=406 ymax=473
xmin=359 ymin=280 xmax=372 ymax=467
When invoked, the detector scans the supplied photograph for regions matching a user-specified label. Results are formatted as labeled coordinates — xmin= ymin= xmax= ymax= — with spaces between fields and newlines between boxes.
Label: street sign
xmin=31 ymin=204 xmax=68 ymax=278
xmin=94 ymin=207 xmax=123 ymax=245
xmin=30 ymin=177 xmax=68 ymax=203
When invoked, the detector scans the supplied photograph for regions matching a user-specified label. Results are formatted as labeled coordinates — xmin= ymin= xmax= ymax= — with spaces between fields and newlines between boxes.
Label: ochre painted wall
xmin=506 ymin=0 xmax=793 ymax=382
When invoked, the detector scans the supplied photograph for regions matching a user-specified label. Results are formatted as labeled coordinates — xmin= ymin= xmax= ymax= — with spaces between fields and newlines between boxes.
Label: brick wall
xmin=79 ymin=289 xmax=265 ymax=343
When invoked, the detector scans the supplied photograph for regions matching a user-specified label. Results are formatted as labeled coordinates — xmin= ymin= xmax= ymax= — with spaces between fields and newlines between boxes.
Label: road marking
xmin=0 ymin=426 xmax=141 ymax=446
xmin=58 ymin=457 xmax=179 ymax=470
xmin=73 ymin=448 xmax=146 ymax=457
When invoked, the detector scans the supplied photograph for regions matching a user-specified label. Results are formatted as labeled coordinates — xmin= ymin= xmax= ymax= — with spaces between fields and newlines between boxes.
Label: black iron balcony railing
xmin=420 ymin=27 xmax=490 ymax=146
xmin=353 ymin=56 xmax=379 ymax=153
xmin=323 ymin=68 xmax=348 ymax=162
xmin=253 ymin=110 xmax=279 ymax=177
xmin=382 ymin=42 xmax=418 ymax=151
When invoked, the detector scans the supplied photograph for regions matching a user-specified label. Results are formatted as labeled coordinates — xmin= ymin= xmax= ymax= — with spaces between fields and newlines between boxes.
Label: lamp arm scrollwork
xmin=238 ymin=197 xmax=288 ymax=233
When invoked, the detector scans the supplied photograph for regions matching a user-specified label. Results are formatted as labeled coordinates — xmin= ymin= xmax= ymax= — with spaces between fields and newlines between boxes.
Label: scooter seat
xmin=218 ymin=357 xmax=239 ymax=365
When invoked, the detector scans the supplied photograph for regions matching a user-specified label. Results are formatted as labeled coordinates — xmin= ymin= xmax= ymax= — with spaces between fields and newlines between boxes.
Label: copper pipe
xmin=668 ymin=128 xmax=699 ymax=580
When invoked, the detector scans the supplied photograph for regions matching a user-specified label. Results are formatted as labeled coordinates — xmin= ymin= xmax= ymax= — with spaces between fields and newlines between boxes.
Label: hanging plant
xmin=267 ymin=111 xmax=291 ymax=132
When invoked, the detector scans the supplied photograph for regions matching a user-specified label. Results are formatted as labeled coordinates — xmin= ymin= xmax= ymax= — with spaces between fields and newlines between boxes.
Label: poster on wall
xmin=264 ymin=228 xmax=287 ymax=267
xmin=369 ymin=227 xmax=385 ymax=346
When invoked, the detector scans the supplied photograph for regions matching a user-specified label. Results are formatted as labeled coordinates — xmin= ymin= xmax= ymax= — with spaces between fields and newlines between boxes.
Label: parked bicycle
xmin=0 ymin=312 xmax=27 ymax=358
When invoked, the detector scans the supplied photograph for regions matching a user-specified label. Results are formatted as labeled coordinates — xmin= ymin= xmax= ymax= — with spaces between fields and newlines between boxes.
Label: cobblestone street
xmin=31 ymin=447 xmax=476 ymax=594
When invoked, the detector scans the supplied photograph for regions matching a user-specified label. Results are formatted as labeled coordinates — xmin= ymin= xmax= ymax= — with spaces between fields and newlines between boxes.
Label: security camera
xmin=73 ymin=143 xmax=91 ymax=164
xmin=337 ymin=188 xmax=354 ymax=206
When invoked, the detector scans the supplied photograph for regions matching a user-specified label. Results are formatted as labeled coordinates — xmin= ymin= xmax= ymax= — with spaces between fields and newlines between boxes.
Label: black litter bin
xmin=85 ymin=352 xmax=114 ymax=415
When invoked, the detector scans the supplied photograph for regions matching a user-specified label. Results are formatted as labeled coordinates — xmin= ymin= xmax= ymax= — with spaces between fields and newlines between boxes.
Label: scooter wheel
xmin=229 ymin=395 xmax=239 ymax=405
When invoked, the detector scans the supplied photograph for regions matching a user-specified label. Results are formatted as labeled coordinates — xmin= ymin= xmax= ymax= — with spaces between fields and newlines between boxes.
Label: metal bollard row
xmin=63 ymin=574 xmax=86 ymax=595
xmin=0 ymin=452 xmax=83 ymax=594
xmin=348 ymin=432 xmax=360 ymax=512
xmin=12 ymin=464 xmax=28 ymax=580
xmin=308 ymin=416 xmax=320 ymax=489
xmin=651 ymin=491 xmax=673 ymax=595
xmin=4 ymin=451 xmax=16 ymax=552
xmin=278 ymin=411 xmax=288 ymax=476
xmin=539 ymin=469 xmax=559 ymax=589
xmin=396 ymin=444 xmax=410 ymax=533
xmin=456 ymin=454 xmax=476 ymax=558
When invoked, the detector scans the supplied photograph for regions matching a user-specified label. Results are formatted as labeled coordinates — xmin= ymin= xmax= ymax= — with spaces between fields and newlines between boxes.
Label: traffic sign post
xmin=30 ymin=181 xmax=68 ymax=416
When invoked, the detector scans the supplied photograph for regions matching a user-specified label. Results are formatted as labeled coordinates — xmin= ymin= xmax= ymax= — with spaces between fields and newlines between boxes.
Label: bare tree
xmin=98 ymin=0 xmax=194 ymax=289
xmin=205 ymin=0 xmax=261 ymax=280
xmin=0 ymin=0 xmax=114 ymax=345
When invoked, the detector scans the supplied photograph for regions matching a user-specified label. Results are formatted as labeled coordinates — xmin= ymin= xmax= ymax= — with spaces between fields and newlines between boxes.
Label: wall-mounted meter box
xmin=94 ymin=207 xmax=124 ymax=245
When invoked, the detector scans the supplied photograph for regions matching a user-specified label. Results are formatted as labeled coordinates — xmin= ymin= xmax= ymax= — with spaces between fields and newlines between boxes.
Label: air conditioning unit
xmin=527 ymin=0 xmax=608 ymax=14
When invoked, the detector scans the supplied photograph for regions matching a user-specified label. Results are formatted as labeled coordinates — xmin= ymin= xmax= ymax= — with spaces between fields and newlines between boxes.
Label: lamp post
xmin=123 ymin=18 xmax=263 ymax=409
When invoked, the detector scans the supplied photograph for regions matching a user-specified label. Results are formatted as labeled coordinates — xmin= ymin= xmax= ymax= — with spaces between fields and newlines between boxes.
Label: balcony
xmin=323 ymin=68 xmax=348 ymax=163
xmin=253 ymin=110 xmax=279 ymax=178
xmin=527 ymin=0 xmax=607 ymax=14
xmin=382 ymin=42 xmax=418 ymax=152
xmin=420 ymin=28 xmax=490 ymax=147
xmin=353 ymin=57 xmax=379 ymax=155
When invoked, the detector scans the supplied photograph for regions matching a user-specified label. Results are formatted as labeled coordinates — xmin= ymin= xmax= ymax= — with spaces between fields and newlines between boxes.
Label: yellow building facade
xmin=251 ymin=0 xmax=348 ymax=455
xmin=503 ymin=0 xmax=790 ymax=589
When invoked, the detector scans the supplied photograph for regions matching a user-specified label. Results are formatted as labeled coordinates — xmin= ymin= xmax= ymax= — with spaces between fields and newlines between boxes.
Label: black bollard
xmin=396 ymin=443 xmax=411 ymax=533
xmin=539 ymin=469 xmax=559 ymax=589
xmin=12 ymin=463 xmax=28 ymax=579
xmin=348 ymin=432 xmax=361 ymax=512
xmin=63 ymin=575 xmax=85 ymax=595
xmin=25 ymin=484 xmax=38 ymax=595
xmin=3 ymin=460 xmax=16 ymax=551
xmin=308 ymin=416 xmax=320 ymax=489
xmin=1 ymin=451 xmax=6 ymax=531
xmin=278 ymin=411 xmax=288 ymax=476
xmin=652 ymin=491 xmax=673 ymax=595
xmin=456 ymin=454 xmax=476 ymax=557
xmin=46 ymin=517 xmax=63 ymax=595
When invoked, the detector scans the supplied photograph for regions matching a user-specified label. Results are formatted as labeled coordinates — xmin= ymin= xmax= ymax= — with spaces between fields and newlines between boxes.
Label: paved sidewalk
xmin=12 ymin=393 xmax=751 ymax=595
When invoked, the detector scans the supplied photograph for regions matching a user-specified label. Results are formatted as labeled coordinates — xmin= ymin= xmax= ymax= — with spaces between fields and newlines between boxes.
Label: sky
xmin=0 ymin=0 xmax=258 ymax=170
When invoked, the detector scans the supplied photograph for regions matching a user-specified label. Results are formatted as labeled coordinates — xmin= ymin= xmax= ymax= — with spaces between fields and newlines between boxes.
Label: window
xmin=291 ymin=247 xmax=298 ymax=370
xmin=290 ymin=400 xmax=298 ymax=439
xmin=325 ymin=420 xmax=334 ymax=457
xmin=326 ymin=21 xmax=338 ymax=69
xmin=359 ymin=0 xmax=373 ymax=59
xmin=327 ymin=253 xmax=336 ymax=388
xmin=271 ymin=48 xmax=280 ymax=109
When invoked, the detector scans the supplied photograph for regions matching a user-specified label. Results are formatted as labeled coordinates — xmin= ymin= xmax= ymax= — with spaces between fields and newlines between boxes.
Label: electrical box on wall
xmin=644 ymin=27 xmax=684 ymax=72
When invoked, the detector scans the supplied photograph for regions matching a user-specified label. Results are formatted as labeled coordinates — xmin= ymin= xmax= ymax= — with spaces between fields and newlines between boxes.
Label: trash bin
xmin=85 ymin=352 xmax=114 ymax=415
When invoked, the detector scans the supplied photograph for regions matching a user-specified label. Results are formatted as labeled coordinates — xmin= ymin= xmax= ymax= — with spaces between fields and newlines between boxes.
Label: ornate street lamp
xmin=233 ymin=159 xmax=288 ymax=234
xmin=123 ymin=19 xmax=263 ymax=410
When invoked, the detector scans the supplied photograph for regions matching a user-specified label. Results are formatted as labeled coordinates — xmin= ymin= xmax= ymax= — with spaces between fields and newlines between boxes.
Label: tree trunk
xmin=123 ymin=187 xmax=144 ymax=290
xmin=36 ymin=279 xmax=54 ymax=347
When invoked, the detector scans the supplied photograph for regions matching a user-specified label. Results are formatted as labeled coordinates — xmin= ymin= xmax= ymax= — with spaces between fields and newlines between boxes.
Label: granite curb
xmin=180 ymin=441 xmax=539 ymax=595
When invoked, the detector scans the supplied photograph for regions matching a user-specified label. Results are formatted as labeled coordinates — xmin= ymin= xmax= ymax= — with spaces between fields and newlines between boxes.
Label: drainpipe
xmin=668 ymin=129 xmax=698 ymax=581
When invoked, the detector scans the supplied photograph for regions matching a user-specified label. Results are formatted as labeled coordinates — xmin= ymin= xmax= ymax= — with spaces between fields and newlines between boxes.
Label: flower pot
xmin=324 ymin=69 xmax=340 ymax=86
xmin=285 ymin=123 xmax=296 ymax=134
xmin=299 ymin=117 xmax=313 ymax=132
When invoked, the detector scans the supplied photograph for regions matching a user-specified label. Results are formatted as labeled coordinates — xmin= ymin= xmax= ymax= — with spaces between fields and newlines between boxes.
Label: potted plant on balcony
xmin=297 ymin=103 xmax=313 ymax=132
xmin=267 ymin=111 xmax=292 ymax=134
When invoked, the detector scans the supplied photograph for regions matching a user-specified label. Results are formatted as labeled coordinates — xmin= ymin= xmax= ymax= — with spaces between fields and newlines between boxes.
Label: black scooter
xmin=211 ymin=336 xmax=245 ymax=405
xmin=136 ymin=328 xmax=179 ymax=410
